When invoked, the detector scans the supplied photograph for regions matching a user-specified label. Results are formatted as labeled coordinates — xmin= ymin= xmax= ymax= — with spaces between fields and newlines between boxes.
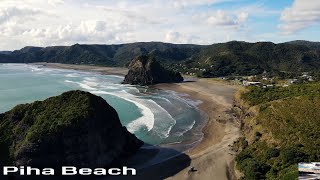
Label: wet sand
xmin=154 ymin=79 xmax=241 ymax=180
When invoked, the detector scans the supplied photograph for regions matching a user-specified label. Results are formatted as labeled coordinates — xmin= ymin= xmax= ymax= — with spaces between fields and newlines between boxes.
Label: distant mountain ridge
xmin=0 ymin=51 xmax=11 ymax=55
xmin=285 ymin=40 xmax=320 ymax=49
xmin=0 ymin=42 xmax=204 ymax=66
xmin=1 ymin=41 xmax=320 ymax=77
xmin=189 ymin=41 xmax=320 ymax=77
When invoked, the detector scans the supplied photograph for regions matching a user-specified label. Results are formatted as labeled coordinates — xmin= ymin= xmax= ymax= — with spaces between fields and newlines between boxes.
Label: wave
xmin=165 ymin=90 xmax=203 ymax=107
xmin=1 ymin=64 xmax=33 ymax=71
xmin=64 ymin=80 xmax=97 ymax=91
xmin=82 ymin=80 xmax=99 ymax=87
xmin=145 ymin=99 xmax=176 ymax=138
xmin=103 ymin=74 xmax=124 ymax=79
xmin=90 ymin=90 xmax=155 ymax=133
xmin=65 ymin=78 xmax=184 ymax=139
xmin=100 ymin=85 xmax=120 ymax=90
xmin=83 ymin=77 xmax=98 ymax=81
xmin=173 ymin=120 xmax=196 ymax=137
xmin=153 ymin=96 xmax=172 ymax=104
xmin=65 ymin=73 xmax=80 ymax=78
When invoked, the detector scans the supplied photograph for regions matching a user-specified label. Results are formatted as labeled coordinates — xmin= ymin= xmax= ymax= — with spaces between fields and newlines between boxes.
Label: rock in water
xmin=0 ymin=90 xmax=143 ymax=168
xmin=122 ymin=55 xmax=184 ymax=85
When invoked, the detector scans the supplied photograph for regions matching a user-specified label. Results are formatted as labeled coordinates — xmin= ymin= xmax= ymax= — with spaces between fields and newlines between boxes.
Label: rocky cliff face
xmin=122 ymin=55 xmax=184 ymax=85
xmin=0 ymin=90 xmax=143 ymax=168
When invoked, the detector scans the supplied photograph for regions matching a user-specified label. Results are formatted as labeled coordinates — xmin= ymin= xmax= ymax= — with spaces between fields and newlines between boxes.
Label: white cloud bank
xmin=48 ymin=0 xmax=64 ymax=7
xmin=279 ymin=0 xmax=320 ymax=34
xmin=205 ymin=10 xmax=248 ymax=26
xmin=0 ymin=0 xmax=253 ymax=50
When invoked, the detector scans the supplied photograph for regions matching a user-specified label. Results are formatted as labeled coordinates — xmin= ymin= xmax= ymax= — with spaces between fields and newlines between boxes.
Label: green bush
xmin=280 ymin=147 xmax=307 ymax=165
xmin=265 ymin=148 xmax=280 ymax=159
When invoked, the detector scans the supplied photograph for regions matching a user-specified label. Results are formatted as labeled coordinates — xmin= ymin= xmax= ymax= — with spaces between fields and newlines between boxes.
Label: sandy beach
xmin=155 ymin=79 xmax=240 ymax=180
xmin=35 ymin=63 xmax=241 ymax=180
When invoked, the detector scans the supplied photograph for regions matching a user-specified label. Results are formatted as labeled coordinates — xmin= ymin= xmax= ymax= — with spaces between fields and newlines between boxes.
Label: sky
xmin=0 ymin=0 xmax=319 ymax=50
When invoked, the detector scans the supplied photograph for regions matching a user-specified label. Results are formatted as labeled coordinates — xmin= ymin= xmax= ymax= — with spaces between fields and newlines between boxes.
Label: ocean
xmin=0 ymin=63 xmax=207 ymax=151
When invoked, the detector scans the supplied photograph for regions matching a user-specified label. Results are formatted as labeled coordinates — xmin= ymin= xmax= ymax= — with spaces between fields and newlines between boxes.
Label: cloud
xmin=172 ymin=0 xmax=232 ymax=9
xmin=206 ymin=10 xmax=236 ymax=26
xmin=21 ymin=20 xmax=135 ymax=46
xmin=194 ymin=10 xmax=248 ymax=27
xmin=237 ymin=12 xmax=248 ymax=23
xmin=1 ymin=0 xmax=307 ymax=50
xmin=165 ymin=31 xmax=203 ymax=44
xmin=0 ymin=6 xmax=43 ymax=24
xmin=279 ymin=0 xmax=320 ymax=34
xmin=98 ymin=6 xmax=163 ymax=25
xmin=48 ymin=0 xmax=64 ymax=6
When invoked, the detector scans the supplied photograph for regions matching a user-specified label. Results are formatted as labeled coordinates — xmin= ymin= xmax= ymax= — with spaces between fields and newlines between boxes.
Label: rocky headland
xmin=0 ymin=90 xmax=143 ymax=169
xmin=122 ymin=55 xmax=183 ymax=85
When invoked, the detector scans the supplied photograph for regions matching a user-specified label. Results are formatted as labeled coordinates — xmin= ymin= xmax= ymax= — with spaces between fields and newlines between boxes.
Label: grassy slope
xmin=235 ymin=83 xmax=320 ymax=179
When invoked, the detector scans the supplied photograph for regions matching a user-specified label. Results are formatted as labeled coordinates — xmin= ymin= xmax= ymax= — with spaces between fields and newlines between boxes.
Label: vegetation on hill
xmin=286 ymin=40 xmax=320 ymax=50
xmin=234 ymin=83 xmax=320 ymax=179
xmin=1 ymin=41 xmax=320 ymax=78
xmin=0 ymin=42 xmax=203 ymax=66
xmin=180 ymin=41 xmax=320 ymax=77
xmin=122 ymin=55 xmax=183 ymax=85
xmin=0 ymin=51 xmax=11 ymax=55
xmin=0 ymin=90 xmax=143 ymax=167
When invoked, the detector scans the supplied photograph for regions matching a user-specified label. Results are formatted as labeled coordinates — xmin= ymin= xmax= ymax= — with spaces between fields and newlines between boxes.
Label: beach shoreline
xmin=34 ymin=63 xmax=241 ymax=180
xmin=154 ymin=80 xmax=241 ymax=180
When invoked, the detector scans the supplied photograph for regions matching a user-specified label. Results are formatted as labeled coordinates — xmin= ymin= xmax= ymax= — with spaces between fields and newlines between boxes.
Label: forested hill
xmin=1 ymin=41 xmax=320 ymax=77
xmin=286 ymin=40 xmax=320 ymax=50
xmin=0 ymin=42 xmax=204 ymax=66
xmin=188 ymin=41 xmax=320 ymax=77
xmin=0 ymin=51 xmax=11 ymax=55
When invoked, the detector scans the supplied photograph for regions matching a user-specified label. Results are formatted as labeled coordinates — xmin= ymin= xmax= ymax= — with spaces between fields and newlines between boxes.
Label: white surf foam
xmin=65 ymin=78 xmax=177 ymax=139
xmin=174 ymin=120 xmax=196 ymax=137
xmin=118 ymin=90 xmax=176 ymax=139
xmin=90 ymin=90 xmax=155 ymax=133
xmin=82 ymin=80 xmax=99 ymax=87
xmin=100 ymin=85 xmax=120 ymax=90
xmin=65 ymin=73 xmax=80 ymax=78
xmin=166 ymin=90 xmax=203 ymax=107
xmin=154 ymin=96 xmax=172 ymax=104
xmin=64 ymin=80 xmax=97 ymax=91
xmin=83 ymin=77 xmax=99 ymax=81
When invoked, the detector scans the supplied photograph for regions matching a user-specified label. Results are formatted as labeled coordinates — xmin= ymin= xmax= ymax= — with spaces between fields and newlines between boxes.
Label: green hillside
xmin=1 ymin=41 xmax=320 ymax=77
xmin=1 ymin=42 xmax=203 ymax=66
xmin=0 ymin=90 xmax=143 ymax=167
xmin=234 ymin=83 xmax=320 ymax=179
xmin=183 ymin=41 xmax=320 ymax=77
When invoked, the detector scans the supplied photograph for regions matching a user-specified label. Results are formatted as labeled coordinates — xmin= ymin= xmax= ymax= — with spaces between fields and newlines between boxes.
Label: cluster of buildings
xmin=221 ymin=71 xmax=316 ymax=88
xmin=288 ymin=72 xmax=314 ymax=84
xmin=174 ymin=64 xmax=207 ymax=76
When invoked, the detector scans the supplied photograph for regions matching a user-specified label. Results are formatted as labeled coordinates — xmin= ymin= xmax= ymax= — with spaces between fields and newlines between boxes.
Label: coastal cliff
xmin=0 ymin=90 xmax=143 ymax=168
xmin=122 ymin=55 xmax=183 ymax=85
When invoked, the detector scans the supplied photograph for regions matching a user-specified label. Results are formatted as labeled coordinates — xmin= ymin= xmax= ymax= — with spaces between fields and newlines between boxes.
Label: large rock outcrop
xmin=0 ymin=90 xmax=143 ymax=168
xmin=122 ymin=55 xmax=184 ymax=85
